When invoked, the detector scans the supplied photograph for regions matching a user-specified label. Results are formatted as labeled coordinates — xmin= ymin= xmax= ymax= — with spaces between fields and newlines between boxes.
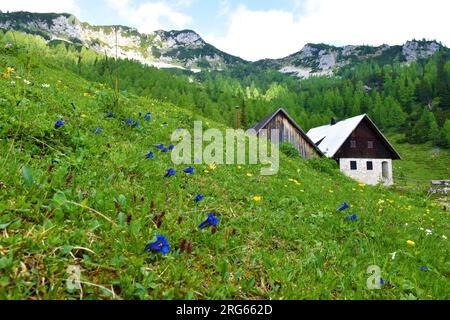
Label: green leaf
xmin=0 ymin=221 xmax=12 ymax=230
xmin=21 ymin=166 xmax=33 ymax=188
xmin=117 ymin=211 xmax=126 ymax=225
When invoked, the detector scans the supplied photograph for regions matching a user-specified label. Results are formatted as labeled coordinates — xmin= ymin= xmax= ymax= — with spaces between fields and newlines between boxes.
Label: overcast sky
xmin=1 ymin=0 xmax=449 ymax=61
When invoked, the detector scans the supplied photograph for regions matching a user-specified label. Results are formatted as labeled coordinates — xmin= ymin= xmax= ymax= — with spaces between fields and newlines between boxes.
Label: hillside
xmin=0 ymin=11 xmax=247 ymax=72
xmin=0 ymin=34 xmax=449 ymax=300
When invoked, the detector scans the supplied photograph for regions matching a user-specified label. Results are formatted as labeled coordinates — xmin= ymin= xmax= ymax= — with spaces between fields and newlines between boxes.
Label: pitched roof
xmin=306 ymin=114 xmax=401 ymax=159
xmin=252 ymin=107 xmax=324 ymax=156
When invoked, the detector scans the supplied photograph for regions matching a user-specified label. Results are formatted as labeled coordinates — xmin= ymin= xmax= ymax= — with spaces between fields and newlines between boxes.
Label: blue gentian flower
xmin=146 ymin=151 xmax=154 ymax=159
xmin=145 ymin=234 xmax=170 ymax=256
xmin=379 ymin=277 xmax=385 ymax=286
xmin=94 ymin=127 xmax=102 ymax=134
xmin=125 ymin=117 xmax=133 ymax=125
xmin=420 ymin=266 xmax=429 ymax=271
xmin=169 ymin=144 xmax=174 ymax=151
xmin=345 ymin=213 xmax=357 ymax=221
xmin=162 ymin=148 xmax=169 ymax=153
xmin=198 ymin=213 xmax=219 ymax=230
xmin=106 ymin=112 xmax=113 ymax=118
xmin=337 ymin=202 xmax=350 ymax=211
xmin=165 ymin=168 xmax=176 ymax=177
xmin=183 ymin=166 xmax=194 ymax=175
xmin=144 ymin=114 xmax=151 ymax=121
xmin=134 ymin=121 xmax=139 ymax=127
xmin=194 ymin=193 xmax=204 ymax=202
xmin=54 ymin=119 xmax=64 ymax=129
xmin=153 ymin=144 xmax=164 ymax=150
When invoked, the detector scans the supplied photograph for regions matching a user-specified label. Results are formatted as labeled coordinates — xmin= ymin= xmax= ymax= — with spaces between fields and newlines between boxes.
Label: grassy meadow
xmin=0 ymin=37 xmax=449 ymax=300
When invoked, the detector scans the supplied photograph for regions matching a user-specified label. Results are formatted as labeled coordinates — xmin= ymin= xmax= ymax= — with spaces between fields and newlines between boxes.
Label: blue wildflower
xmin=146 ymin=151 xmax=154 ymax=159
xmin=198 ymin=213 xmax=219 ymax=230
xmin=134 ymin=121 xmax=140 ymax=127
xmin=54 ymin=119 xmax=64 ymax=129
xmin=345 ymin=213 xmax=357 ymax=221
xmin=420 ymin=266 xmax=429 ymax=272
xmin=162 ymin=148 xmax=169 ymax=153
xmin=177 ymin=128 xmax=183 ymax=133
xmin=125 ymin=117 xmax=133 ymax=125
xmin=194 ymin=193 xmax=204 ymax=202
xmin=144 ymin=113 xmax=151 ymax=121
xmin=337 ymin=202 xmax=349 ymax=211
xmin=169 ymin=144 xmax=174 ymax=151
xmin=94 ymin=127 xmax=102 ymax=134
xmin=183 ymin=166 xmax=194 ymax=175
xmin=145 ymin=234 xmax=170 ymax=256
xmin=165 ymin=168 xmax=176 ymax=177
xmin=153 ymin=144 xmax=164 ymax=150
xmin=106 ymin=112 xmax=113 ymax=118
xmin=380 ymin=277 xmax=385 ymax=286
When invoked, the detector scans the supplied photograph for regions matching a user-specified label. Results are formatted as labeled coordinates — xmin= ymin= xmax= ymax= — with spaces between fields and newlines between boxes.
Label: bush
xmin=279 ymin=142 xmax=300 ymax=157
xmin=307 ymin=158 xmax=339 ymax=176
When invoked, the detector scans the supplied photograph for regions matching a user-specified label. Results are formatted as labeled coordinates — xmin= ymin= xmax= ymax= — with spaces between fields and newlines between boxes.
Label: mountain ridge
xmin=0 ymin=11 xmax=446 ymax=77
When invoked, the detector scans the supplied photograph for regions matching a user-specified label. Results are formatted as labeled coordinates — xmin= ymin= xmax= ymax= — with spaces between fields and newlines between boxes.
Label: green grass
xmin=390 ymin=134 xmax=450 ymax=182
xmin=0 ymin=44 xmax=449 ymax=300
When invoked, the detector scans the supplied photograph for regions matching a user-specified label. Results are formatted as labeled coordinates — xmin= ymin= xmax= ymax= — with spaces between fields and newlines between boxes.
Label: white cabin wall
xmin=339 ymin=158 xmax=393 ymax=186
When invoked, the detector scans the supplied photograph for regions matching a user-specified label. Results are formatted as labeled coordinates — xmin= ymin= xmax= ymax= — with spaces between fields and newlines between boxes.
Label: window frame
xmin=350 ymin=161 xmax=357 ymax=170
xmin=366 ymin=161 xmax=373 ymax=171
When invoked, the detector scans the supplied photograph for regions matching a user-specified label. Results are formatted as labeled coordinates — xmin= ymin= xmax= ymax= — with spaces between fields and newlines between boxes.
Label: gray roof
xmin=252 ymin=107 xmax=324 ymax=157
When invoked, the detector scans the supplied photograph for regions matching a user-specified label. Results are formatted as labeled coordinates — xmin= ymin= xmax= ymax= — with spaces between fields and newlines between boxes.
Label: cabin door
xmin=382 ymin=161 xmax=389 ymax=179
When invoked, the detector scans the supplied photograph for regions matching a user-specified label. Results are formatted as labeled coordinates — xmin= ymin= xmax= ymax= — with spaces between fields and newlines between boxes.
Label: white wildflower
xmin=23 ymin=79 xmax=31 ymax=85
xmin=425 ymin=229 xmax=432 ymax=235
xmin=442 ymin=235 xmax=447 ymax=240
xmin=41 ymin=83 xmax=50 ymax=88
xmin=391 ymin=251 xmax=397 ymax=260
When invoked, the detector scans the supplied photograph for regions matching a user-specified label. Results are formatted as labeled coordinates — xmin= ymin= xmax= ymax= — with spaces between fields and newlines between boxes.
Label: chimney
xmin=330 ymin=117 xmax=337 ymax=125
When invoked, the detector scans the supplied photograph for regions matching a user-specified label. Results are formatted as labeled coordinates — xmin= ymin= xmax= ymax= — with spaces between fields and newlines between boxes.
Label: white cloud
xmin=206 ymin=0 xmax=450 ymax=61
xmin=0 ymin=0 xmax=81 ymax=16
xmin=106 ymin=0 xmax=192 ymax=33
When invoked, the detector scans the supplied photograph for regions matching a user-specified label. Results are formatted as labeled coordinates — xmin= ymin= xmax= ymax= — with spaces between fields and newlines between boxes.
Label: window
xmin=350 ymin=140 xmax=356 ymax=148
xmin=367 ymin=161 xmax=373 ymax=170
xmin=350 ymin=161 xmax=357 ymax=170
xmin=368 ymin=141 xmax=374 ymax=149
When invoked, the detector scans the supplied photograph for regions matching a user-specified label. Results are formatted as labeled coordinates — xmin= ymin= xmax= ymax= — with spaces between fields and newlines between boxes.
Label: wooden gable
xmin=334 ymin=117 xmax=401 ymax=159
xmin=253 ymin=108 xmax=322 ymax=159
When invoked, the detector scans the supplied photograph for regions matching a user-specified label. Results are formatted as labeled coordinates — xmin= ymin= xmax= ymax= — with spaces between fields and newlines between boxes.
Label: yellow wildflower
xmin=81 ymin=113 xmax=87 ymax=119
xmin=83 ymin=92 xmax=91 ymax=97
xmin=6 ymin=67 xmax=14 ymax=73
xmin=204 ymin=170 xmax=209 ymax=173
xmin=237 ymin=166 xmax=242 ymax=170
xmin=328 ymin=190 xmax=334 ymax=193
xmin=300 ymin=190 xmax=305 ymax=193
xmin=253 ymin=195 xmax=262 ymax=202
xmin=208 ymin=163 xmax=216 ymax=170
xmin=246 ymin=173 xmax=253 ymax=177
xmin=406 ymin=240 xmax=415 ymax=247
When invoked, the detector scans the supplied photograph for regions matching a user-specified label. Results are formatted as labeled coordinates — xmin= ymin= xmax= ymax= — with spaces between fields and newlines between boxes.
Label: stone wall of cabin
xmin=339 ymin=158 xmax=394 ymax=186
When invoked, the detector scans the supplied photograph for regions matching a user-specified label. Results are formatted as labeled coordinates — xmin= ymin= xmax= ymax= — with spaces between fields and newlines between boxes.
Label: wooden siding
xmin=335 ymin=118 xmax=395 ymax=159
xmin=259 ymin=113 xmax=321 ymax=159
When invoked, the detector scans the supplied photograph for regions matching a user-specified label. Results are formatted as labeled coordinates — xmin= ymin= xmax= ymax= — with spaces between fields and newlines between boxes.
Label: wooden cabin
xmin=307 ymin=114 xmax=401 ymax=186
xmin=252 ymin=108 xmax=323 ymax=159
